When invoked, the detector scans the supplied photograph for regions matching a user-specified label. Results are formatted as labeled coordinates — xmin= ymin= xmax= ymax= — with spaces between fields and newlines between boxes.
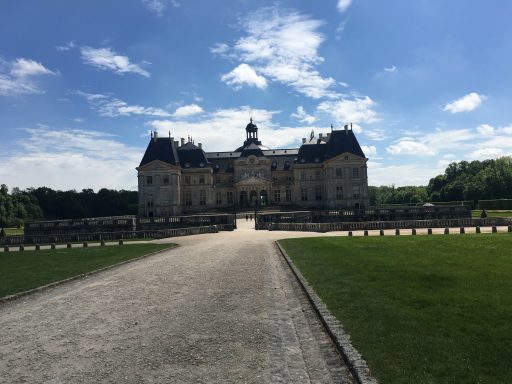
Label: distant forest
xmin=1 ymin=156 xmax=512 ymax=227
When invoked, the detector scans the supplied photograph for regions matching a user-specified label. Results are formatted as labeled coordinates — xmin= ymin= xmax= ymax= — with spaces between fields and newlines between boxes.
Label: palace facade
xmin=136 ymin=120 xmax=369 ymax=216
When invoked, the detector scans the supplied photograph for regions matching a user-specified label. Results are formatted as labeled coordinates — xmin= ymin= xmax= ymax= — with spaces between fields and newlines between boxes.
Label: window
xmin=352 ymin=167 xmax=359 ymax=178
xmin=184 ymin=176 xmax=190 ymax=185
xmin=215 ymin=176 xmax=221 ymax=184
xmin=315 ymin=170 xmax=321 ymax=180
xmin=200 ymin=190 xmax=206 ymax=206
xmin=286 ymin=188 xmax=292 ymax=202
xmin=353 ymin=186 xmax=360 ymax=199
xmin=301 ymin=187 xmax=308 ymax=201
xmin=286 ymin=175 xmax=293 ymax=182
xmin=185 ymin=191 xmax=192 ymax=206
xmin=147 ymin=175 xmax=153 ymax=185
xmin=199 ymin=175 xmax=205 ymax=184
xmin=274 ymin=189 xmax=281 ymax=202
xmin=315 ymin=186 xmax=322 ymax=201
xmin=228 ymin=176 xmax=234 ymax=183
xmin=301 ymin=171 xmax=306 ymax=180
xmin=227 ymin=191 xmax=234 ymax=204
xmin=216 ymin=192 xmax=222 ymax=206
xmin=336 ymin=185 xmax=343 ymax=200
xmin=147 ymin=194 xmax=154 ymax=207
xmin=336 ymin=168 xmax=342 ymax=178
xmin=163 ymin=175 xmax=169 ymax=184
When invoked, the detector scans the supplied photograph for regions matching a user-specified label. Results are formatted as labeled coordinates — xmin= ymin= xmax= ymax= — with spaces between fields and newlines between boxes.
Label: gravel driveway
xmin=0 ymin=220 xmax=354 ymax=383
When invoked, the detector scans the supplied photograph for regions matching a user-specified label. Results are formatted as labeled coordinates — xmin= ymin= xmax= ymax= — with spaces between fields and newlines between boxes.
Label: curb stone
xmin=0 ymin=245 xmax=179 ymax=306
xmin=276 ymin=241 xmax=379 ymax=384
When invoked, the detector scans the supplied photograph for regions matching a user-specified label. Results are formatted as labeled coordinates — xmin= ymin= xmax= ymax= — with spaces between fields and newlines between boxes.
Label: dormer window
xmin=199 ymin=161 xmax=205 ymax=168
xmin=146 ymin=176 xmax=153 ymax=185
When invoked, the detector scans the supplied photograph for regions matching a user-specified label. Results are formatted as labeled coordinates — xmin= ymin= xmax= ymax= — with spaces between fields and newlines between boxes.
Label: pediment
xmin=136 ymin=160 xmax=180 ymax=171
xmin=324 ymin=152 xmax=367 ymax=165
xmin=236 ymin=175 xmax=272 ymax=186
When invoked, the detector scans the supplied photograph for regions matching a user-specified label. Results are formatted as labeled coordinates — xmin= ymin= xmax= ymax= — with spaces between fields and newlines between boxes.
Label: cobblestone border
xmin=0 ymin=244 xmax=179 ymax=306
xmin=276 ymin=241 xmax=379 ymax=384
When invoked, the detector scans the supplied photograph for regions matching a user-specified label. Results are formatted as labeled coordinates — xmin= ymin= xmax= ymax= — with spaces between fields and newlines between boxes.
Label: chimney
xmin=319 ymin=133 xmax=323 ymax=139
xmin=344 ymin=124 xmax=348 ymax=134
xmin=302 ymin=138 xmax=306 ymax=144
xmin=153 ymin=131 xmax=158 ymax=141
xmin=198 ymin=143 xmax=202 ymax=149
xmin=174 ymin=140 xmax=179 ymax=149
xmin=180 ymin=138 xmax=185 ymax=146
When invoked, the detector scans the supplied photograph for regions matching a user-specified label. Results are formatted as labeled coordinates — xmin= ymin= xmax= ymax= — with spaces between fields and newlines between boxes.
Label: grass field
xmin=472 ymin=210 xmax=512 ymax=218
xmin=3 ymin=227 xmax=24 ymax=236
xmin=0 ymin=243 xmax=176 ymax=298
xmin=279 ymin=234 xmax=512 ymax=384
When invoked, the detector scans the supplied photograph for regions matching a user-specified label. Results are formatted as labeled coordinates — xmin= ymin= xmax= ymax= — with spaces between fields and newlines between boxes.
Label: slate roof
xmin=324 ymin=130 xmax=365 ymax=159
xmin=240 ymin=142 xmax=265 ymax=158
xmin=177 ymin=142 xmax=209 ymax=169
xmin=139 ymin=138 xmax=179 ymax=166
xmin=296 ymin=144 xmax=326 ymax=164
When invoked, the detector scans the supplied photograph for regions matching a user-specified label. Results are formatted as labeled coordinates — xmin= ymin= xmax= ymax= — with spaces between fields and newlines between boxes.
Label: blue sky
xmin=1 ymin=0 xmax=511 ymax=190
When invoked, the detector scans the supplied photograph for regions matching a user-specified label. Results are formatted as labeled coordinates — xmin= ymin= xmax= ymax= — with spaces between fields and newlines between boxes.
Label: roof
xmin=324 ymin=129 xmax=365 ymax=159
xmin=240 ymin=142 xmax=265 ymax=157
xmin=139 ymin=138 xmax=179 ymax=166
xmin=296 ymin=144 xmax=326 ymax=164
xmin=177 ymin=143 xmax=209 ymax=169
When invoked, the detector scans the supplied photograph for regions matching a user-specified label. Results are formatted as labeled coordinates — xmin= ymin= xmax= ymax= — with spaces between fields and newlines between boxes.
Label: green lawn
xmin=3 ymin=227 xmax=24 ymax=236
xmin=0 ymin=243 xmax=176 ymax=298
xmin=472 ymin=210 xmax=512 ymax=218
xmin=279 ymin=234 xmax=512 ymax=384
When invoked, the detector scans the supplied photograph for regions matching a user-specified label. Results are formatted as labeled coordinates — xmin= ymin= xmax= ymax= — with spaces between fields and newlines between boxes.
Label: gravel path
xmin=0 ymin=220 xmax=354 ymax=383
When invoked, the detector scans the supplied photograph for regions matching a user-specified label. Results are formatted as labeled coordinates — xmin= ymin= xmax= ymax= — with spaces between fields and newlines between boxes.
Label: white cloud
xmin=221 ymin=63 xmax=268 ymax=90
xmin=384 ymin=65 xmax=397 ymax=73
xmin=147 ymin=106 xmax=335 ymax=151
xmin=173 ymin=104 xmax=203 ymax=117
xmin=368 ymin=163 xmax=442 ymax=187
xmin=386 ymin=140 xmax=436 ymax=156
xmin=10 ymin=58 xmax=56 ymax=77
xmin=141 ymin=0 xmax=179 ymax=17
xmin=80 ymin=46 xmax=150 ymax=77
xmin=476 ymin=124 xmax=494 ymax=135
xmin=76 ymin=91 xmax=171 ymax=117
xmin=467 ymin=147 xmax=511 ymax=161
xmin=0 ymin=57 xmax=56 ymax=96
xmin=443 ymin=92 xmax=485 ymax=113
xmin=317 ymin=96 xmax=378 ymax=123
xmin=291 ymin=106 xmax=316 ymax=124
xmin=361 ymin=145 xmax=377 ymax=157
xmin=209 ymin=43 xmax=230 ymax=55
xmin=0 ymin=127 xmax=141 ymax=190
xmin=364 ymin=129 xmax=388 ymax=141
xmin=337 ymin=0 xmax=352 ymax=12
xmin=56 ymin=41 xmax=76 ymax=51
xmin=217 ymin=7 xmax=340 ymax=99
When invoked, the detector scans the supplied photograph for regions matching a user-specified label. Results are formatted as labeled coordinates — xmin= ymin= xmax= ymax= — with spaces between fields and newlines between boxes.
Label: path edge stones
xmin=0 ymin=244 xmax=179 ymax=306
xmin=276 ymin=241 xmax=379 ymax=384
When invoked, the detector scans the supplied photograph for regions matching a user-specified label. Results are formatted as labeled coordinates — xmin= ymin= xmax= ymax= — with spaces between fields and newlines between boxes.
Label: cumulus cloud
xmin=76 ymin=91 xmax=171 ymax=117
xmin=337 ymin=0 xmax=352 ymax=12
xmin=173 ymin=104 xmax=203 ymax=117
xmin=80 ymin=46 xmax=150 ymax=77
xmin=467 ymin=147 xmax=511 ymax=160
xmin=443 ymin=92 xmax=485 ymax=113
xmin=291 ymin=106 xmax=316 ymax=124
xmin=216 ymin=7 xmax=340 ymax=99
xmin=147 ymin=106 xmax=334 ymax=151
xmin=317 ymin=96 xmax=378 ymax=124
xmin=221 ymin=63 xmax=268 ymax=90
xmin=386 ymin=140 xmax=436 ymax=156
xmin=476 ymin=124 xmax=494 ymax=135
xmin=0 ymin=126 xmax=141 ymax=190
xmin=0 ymin=57 xmax=56 ymax=96
xmin=361 ymin=145 xmax=377 ymax=157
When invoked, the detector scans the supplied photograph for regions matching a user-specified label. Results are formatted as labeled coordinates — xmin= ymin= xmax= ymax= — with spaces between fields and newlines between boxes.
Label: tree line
xmin=369 ymin=156 xmax=512 ymax=206
xmin=0 ymin=185 xmax=137 ymax=227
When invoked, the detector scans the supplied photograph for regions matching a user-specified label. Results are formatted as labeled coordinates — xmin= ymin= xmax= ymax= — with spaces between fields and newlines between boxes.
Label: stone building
xmin=136 ymin=120 xmax=369 ymax=216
